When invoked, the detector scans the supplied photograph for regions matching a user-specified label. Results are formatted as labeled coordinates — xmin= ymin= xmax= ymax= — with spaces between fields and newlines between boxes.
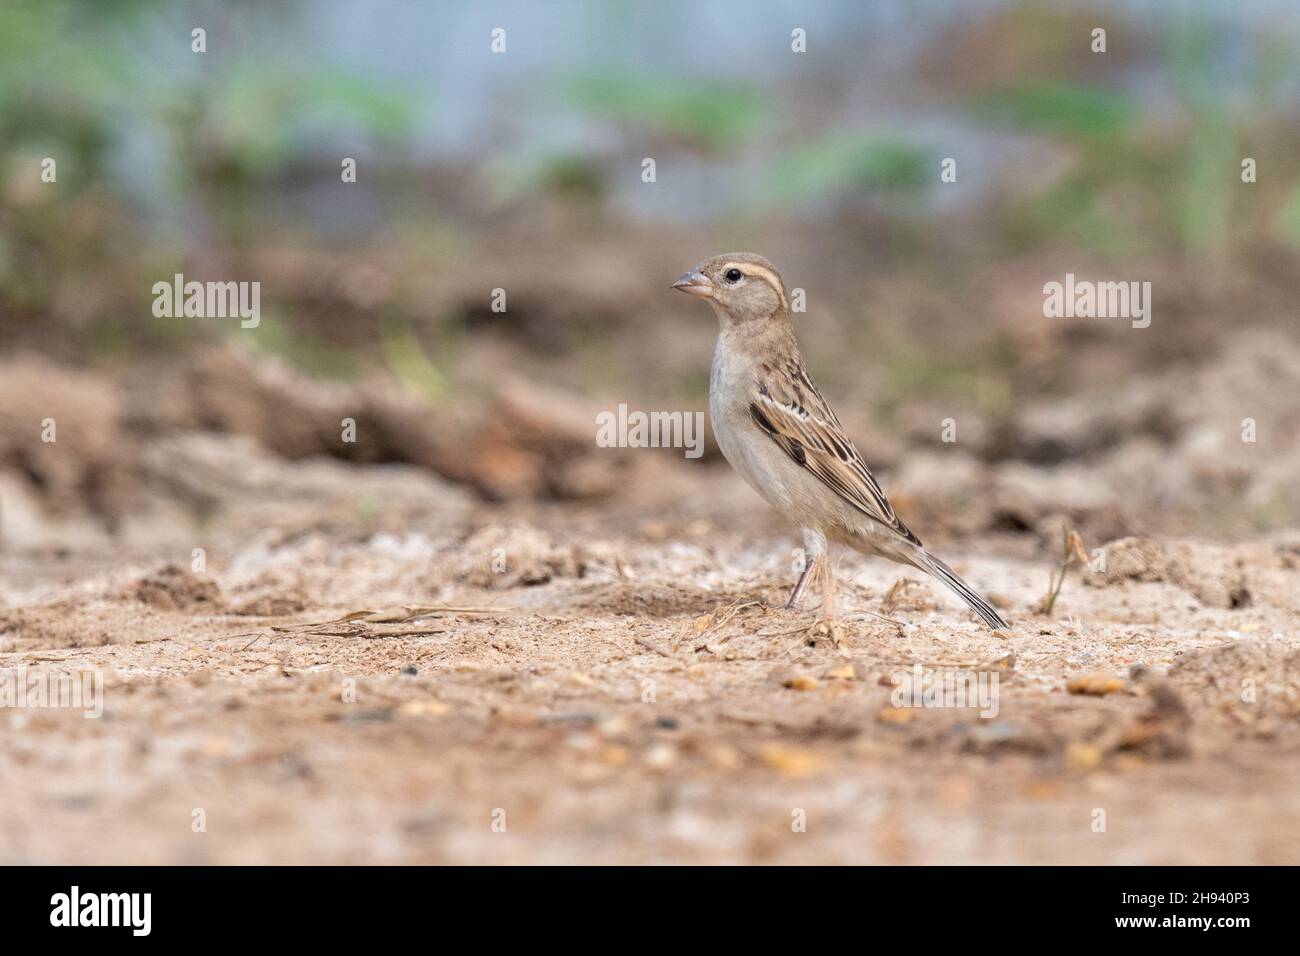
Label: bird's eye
xmin=724 ymin=268 xmax=743 ymax=283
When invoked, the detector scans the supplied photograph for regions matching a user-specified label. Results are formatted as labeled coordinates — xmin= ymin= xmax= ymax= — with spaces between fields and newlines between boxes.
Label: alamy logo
xmin=1043 ymin=273 xmax=1151 ymax=328
xmin=50 ymin=886 xmax=151 ymax=936
xmin=596 ymin=404 xmax=705 ymax=459
xmin=890 ymin=663 xmax=999 ymax=718
xmin=152 ymin=273 xmax=261 ymax=328
xmin=0 ymin=667 xmax=103 ymax=718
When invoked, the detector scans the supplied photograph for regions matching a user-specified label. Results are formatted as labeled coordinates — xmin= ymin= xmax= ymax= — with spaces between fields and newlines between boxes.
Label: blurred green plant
xmin=0 ymin=0 xmax=423 ymax=366
xmin=485 ymin=150 xmax=608 ymax=206
xmin=1280 ymin=184 xmax=1300 ymax=248
xmin=765 ymin=135 xmax=929 ymax=207
xmin=973 ymin=80 xmax=1142 ymax=257
xmin=977 ymin=16 xmax=1300 ymax=266
xmin=560 ymin=72 xmax=768 ymax=150
xmin=244 ymin=311 xmax=362 ymax=381
xmin=0 ymin=1 xmax=140 ymax=170
xmin=974 ymin=82 xmax=1136 ymax=141
xmin=878 ymin=336 xmax=1019 ymax=423
xmin=172 ymin=60 xmax=417 ymax=241
xmin=177 ymin=62 xmax=417 ymax=177
xmin=380 ymin=315 xmax=449 ymax=402
xmin=1039 ymin=525 xmax=1088 ymax=617
xmin=357 ymin=494 xmax=383 ymax=522
xmin=1167 ymin=21 xmax=1235 ymax=262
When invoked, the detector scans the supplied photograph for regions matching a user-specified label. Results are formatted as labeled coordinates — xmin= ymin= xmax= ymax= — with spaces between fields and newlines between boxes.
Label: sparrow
xmin=673 ymin=252 xmax=1008 ymax=630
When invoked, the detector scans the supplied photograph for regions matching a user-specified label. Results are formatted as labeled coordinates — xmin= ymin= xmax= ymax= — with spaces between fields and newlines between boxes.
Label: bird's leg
xmin=786 ymin=528 xmax=829 ymax=612
xmin=785 ymin=554 xmax=818 ymax=610
xmin=779 ymin=561 xmax=847 ymax=654
xmin=818 ymin=557 xmax=837 ymax=621
xmin=808 ymin=557 xmax=847 ymax=652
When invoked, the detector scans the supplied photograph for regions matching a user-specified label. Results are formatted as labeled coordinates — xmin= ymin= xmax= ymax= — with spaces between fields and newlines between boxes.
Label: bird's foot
xmin=805 ymin=615 xmax=847 ymax=653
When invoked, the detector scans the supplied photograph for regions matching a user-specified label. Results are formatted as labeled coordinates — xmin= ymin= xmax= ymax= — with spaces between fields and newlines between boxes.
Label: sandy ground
xmin=2 ymin=447 xmax=1298 ymax=865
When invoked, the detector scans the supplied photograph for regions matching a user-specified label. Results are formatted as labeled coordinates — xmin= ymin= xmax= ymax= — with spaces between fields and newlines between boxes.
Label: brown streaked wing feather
xmin=749 ymin=361 xmax=922 ymax=547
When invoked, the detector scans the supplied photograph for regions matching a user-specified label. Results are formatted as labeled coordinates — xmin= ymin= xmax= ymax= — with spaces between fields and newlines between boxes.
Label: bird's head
xmin=672 ymin=252 xmax=789 ymax=325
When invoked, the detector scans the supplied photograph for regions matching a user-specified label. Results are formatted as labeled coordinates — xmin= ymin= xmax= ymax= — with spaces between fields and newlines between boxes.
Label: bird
xmin=672 ymin=252 xmax=1008 ymax=630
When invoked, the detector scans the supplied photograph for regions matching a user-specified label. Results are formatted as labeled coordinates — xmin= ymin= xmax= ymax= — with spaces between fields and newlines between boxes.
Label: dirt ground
xmin=3 ymin=430 xmax=1298 ymax=865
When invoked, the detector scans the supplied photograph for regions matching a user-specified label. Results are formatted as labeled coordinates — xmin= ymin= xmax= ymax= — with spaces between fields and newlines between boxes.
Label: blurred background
xmin=2 ymin=0 xmax=1299 ymax=568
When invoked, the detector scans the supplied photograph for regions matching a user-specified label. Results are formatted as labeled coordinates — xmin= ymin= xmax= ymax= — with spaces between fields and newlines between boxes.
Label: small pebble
xmin=1066 ymin=673 xmax=1125 ymax=696
xmin=644 ymin=742 xmax=677 ymax=770
xmin=343 ymin=708 xmax=395 ymax=724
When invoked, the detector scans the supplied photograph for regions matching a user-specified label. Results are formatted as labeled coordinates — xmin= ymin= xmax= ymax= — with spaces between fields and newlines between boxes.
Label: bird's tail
xmin=913 ymin=551 xmax=1008 ymax=630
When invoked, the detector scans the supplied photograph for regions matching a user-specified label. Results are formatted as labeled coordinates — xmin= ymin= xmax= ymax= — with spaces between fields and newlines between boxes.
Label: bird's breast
xmin=709 ymin=343 xmax=800 ymax=514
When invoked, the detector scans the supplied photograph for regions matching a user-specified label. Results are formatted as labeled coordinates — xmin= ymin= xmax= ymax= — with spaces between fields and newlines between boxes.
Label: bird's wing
xmin=749 ymin=360 xmax=922 ymax=547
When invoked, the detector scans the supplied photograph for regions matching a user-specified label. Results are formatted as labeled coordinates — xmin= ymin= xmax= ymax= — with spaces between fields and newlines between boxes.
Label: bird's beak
xmin=672 ymin=270 xmax=714 ymax=298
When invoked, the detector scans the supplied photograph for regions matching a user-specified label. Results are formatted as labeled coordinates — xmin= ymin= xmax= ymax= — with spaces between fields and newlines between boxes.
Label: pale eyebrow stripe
xmin=723 ymin=262 xmax=788 ymax=311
